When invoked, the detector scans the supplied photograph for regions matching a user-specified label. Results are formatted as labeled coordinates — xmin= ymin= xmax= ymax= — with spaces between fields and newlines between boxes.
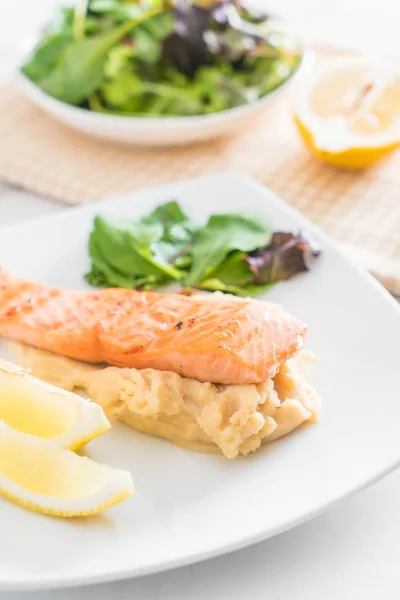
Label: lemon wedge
xmin=295 ymin=58 xmax=400 ymax=168
xmin=0 ymin=359 xmax=110 ymax=450
xmin=0 ymin=423 xmax=133 ymax=516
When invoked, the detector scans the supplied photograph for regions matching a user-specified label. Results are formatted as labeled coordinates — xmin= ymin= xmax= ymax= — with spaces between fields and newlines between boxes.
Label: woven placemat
xmin=1 ymin=64 xmax=400 ymax=294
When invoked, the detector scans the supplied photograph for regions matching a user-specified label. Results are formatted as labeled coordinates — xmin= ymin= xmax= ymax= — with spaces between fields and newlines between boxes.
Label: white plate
xmin=0 ymin=173 xmax=399 ymax=592
xmin=16 ymin=52 xmax=312 ymax=146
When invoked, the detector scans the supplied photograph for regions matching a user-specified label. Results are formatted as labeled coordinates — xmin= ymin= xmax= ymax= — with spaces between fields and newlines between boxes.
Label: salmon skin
xmin=0 ymin=268 xmax=306 ymax=385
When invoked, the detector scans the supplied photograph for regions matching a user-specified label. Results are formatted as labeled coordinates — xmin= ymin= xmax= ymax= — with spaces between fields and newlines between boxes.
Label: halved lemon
xmin=0 ymin=359 xmax=110 ymax=450
xmin=0 ymin=423 xmax=133 ymax=516
xmin=295 ymin=58 xmax=400 ymax=168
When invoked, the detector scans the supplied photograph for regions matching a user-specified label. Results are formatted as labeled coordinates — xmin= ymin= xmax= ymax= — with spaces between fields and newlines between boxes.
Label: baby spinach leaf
xmin=206 ymin=251 xmax=253 ymax=286
xmin=41 ymin=35 xmax=110 ymax=103
xmin=92 ymin=216 xmax=182 ymax=280
xmin=184 ymin=212 xmax=271 ymax=287
xmin=85 ymin=200 xmax=320 ymax=296
xmin=86 ymin=232 xmax=135 ymax=288
xmin=142 ymin=200 xmax=189 ymax=227
xmin=142 ymin=200 xmax=196 ymax=263
xmin=41 ymin=10 xmax=161 ymax=105
xmin=41 ymin=19 xmax=135 ymax=104
xmin=21 ymin=33 xmax=73 ymax=83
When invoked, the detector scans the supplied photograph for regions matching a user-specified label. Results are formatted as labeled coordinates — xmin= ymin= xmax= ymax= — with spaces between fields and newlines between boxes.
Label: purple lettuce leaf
xmin=162 ymin=2 xmax=213 ymax=76
xmin=161 ymin=0 xmax=270 ymax=76
xmin=245 ymin=232 xmax=321 ymax=284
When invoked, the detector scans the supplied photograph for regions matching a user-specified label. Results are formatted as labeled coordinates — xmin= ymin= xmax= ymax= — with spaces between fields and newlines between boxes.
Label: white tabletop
xmin=1 ymin=187 xmax=400 ymax=600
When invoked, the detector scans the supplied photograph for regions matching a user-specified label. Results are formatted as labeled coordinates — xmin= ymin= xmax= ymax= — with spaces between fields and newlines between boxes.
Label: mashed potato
xmin=6 ymin=342 xmax=320 ymax=459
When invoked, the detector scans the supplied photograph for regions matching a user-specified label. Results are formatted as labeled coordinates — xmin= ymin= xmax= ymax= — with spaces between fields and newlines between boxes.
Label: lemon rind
xmin=0 ymin=487 xmax=133 ymax=517
xmin=295 ymin=57 xmax=400 ymax=162
xmin=0 ymin=424 xmax=134 ymax=516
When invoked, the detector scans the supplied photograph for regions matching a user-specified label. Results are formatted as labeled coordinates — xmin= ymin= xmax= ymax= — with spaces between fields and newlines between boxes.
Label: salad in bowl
xmin=19 ymin=0 xmax=305 ymax=145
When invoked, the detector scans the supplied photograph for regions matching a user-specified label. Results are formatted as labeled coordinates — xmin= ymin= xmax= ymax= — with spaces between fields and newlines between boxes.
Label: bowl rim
xmin=17 ymin=50 xmax=313 ymax=131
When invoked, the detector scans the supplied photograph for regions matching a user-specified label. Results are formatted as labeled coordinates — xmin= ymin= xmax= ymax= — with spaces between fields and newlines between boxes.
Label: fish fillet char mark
xmin=0 ymin=267 xmax=307 ymax=385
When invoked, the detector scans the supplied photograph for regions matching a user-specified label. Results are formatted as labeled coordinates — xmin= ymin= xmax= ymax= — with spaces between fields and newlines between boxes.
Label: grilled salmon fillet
xmin=0 ymin=268 xmax=306 ymax=385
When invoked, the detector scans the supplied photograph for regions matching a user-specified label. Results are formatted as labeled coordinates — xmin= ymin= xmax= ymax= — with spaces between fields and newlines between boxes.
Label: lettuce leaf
xmin=245 ymin=232 xmax=321 ymax=284
xmin=184 ymin=212 xmax=271 ymax=287
xmin=84 ymin=200 xmax=320 ymax=296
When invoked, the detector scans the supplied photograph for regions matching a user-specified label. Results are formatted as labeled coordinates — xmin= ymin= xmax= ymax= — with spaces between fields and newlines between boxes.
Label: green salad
xmin=21 ymin=0 xmax=302 ymax=117
xmin=85 ymin=200 xmax=320 ymax=296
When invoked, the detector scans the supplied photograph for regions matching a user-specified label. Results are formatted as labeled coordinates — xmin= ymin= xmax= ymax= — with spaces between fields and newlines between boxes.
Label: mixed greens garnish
xmin=85 ymin=200 xmax=320 ymax=296
xmin=21 ymin=0 xmax=302 ymax=117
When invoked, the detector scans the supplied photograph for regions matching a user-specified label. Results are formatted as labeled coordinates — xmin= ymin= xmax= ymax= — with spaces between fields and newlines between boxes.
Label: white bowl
xmin=17 ymin=52 xmax=312 ymax=147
